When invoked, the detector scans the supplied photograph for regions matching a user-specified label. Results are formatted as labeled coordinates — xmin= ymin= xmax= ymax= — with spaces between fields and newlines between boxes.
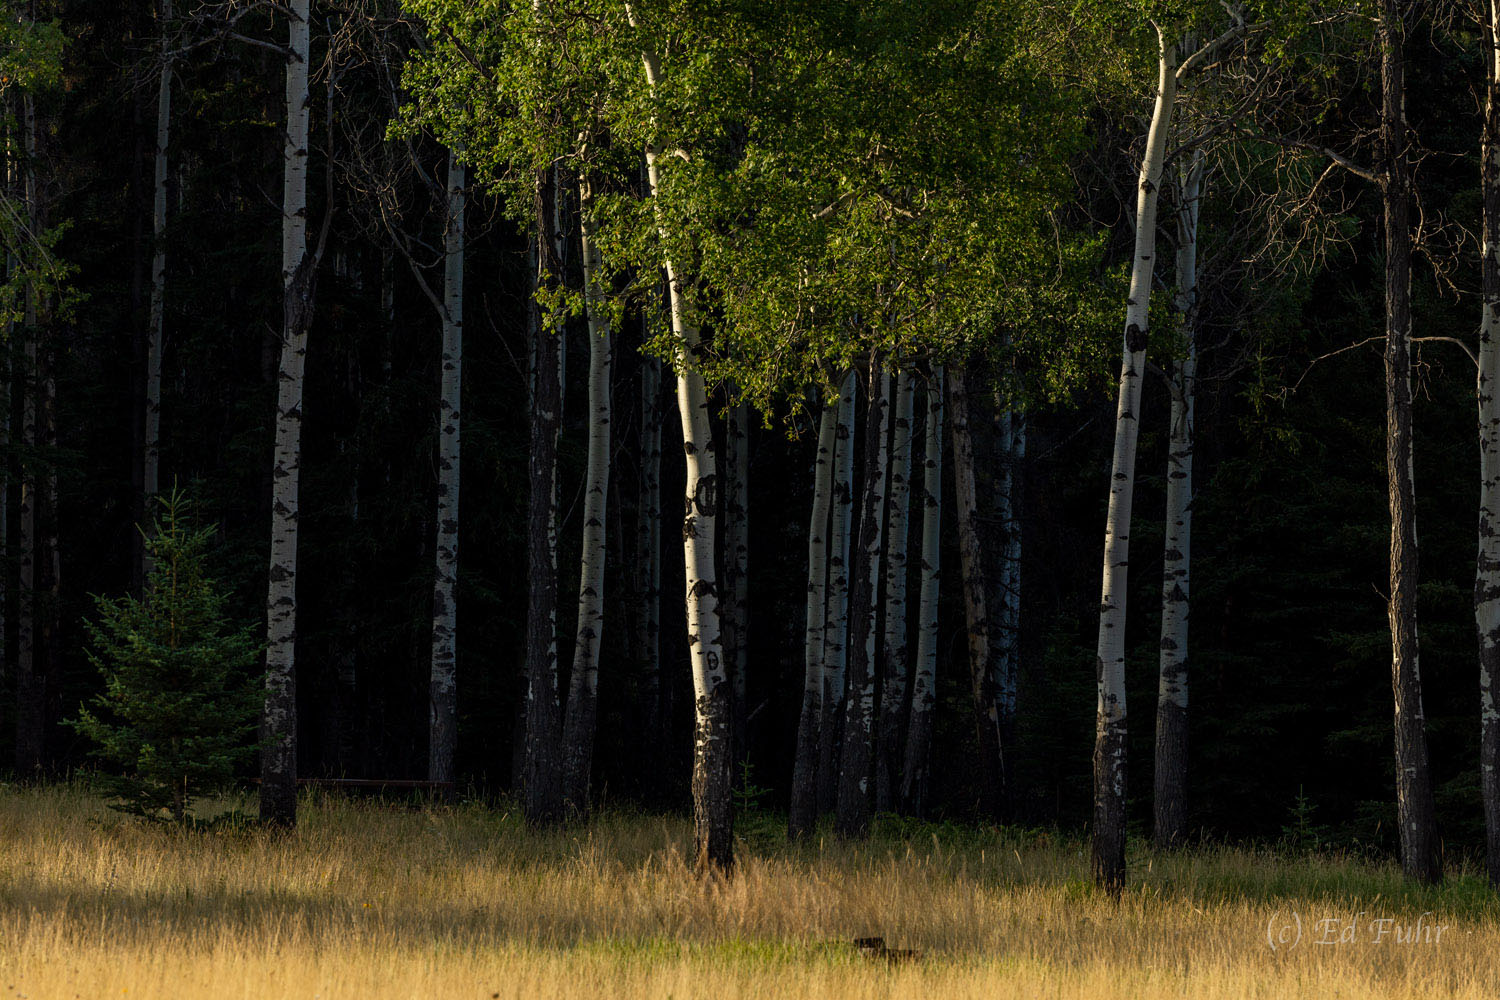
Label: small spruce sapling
xmin=69 ymin=489 xmax=261 ymax=822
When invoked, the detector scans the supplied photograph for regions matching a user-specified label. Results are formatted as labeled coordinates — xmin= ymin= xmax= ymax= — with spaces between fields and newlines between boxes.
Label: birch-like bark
xmin=1480 ymin=0 xmax=1500 ymax=890
xmin=636 ymin=348 xmax=664 ymax=765
xmin=818 ymin=370 xmax=857 ymax=814
xmin=875 ymin=368 xmax=914 ymax=813
xmin=522 ymin=173 xmax=564 ymax=825
xmin=723 ymin=400 xmax=750 ymax=762
xmin=1154 ymin=151 xmax=1202 ymax=851
xmin=561 ymin=173 xmax=612 ymax=812
xmin=142 ymin=0 xmax=171 ymax=557
xmin=428 ymin=148 xmax=464 ymax=787
xmin=994 ymin=404 xmax=1022 ymax=800
xmin=835 ymin=366 xmax=889 ymax=838
xmin=13 ymin=92 xmax=38 ymax=777
xmin=1093 ymin=31 xmax=1177 ymax=892
xmin=1378 ymin=0 xmax=1439 ymax=885
xmin=260 ymin=0 xmax=312 ymax=826
xmin=950 ymin=367 xmax=1003 ymax=820
xmin=632 ymin=20 xmax=733 ymax=870
xmin=901 ymin=369 xmax=943 ymax=816
xmin=789 ymin=397 xmax=838 ymax=839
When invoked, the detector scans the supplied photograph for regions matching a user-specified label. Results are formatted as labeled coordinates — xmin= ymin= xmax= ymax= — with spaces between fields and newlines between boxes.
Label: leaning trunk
xmin=561 ymin=174 xmax=612 ymax=813
xmin=633 ymin=26 xmax=733 ymax=872
xmin=901 ymin=368 xmax=944 ymax=816
xmin=428 ymin=148 xmax=465 ymax=787
xmin=789 ymin=397 xmax=838 ymax=839
xmin=875 ymin=368 xmax=914 ymax=813
xmin=1093 ymin=33 xmax=1178 ymax=893
xmin=1481 ymin=0 xmax=1500 ymax=890
xmin=950 ymin=367 xmax=1003 ymax=820
xmin=1154 ymin=151 xmax=1202 ymax=851
xmin=818 ymin=371 xmax=857 ymax=814
xmin=835 ymin=365 xmax=889 ymax=838
xmin=1379 ymin=0 xmax=1440 ymax=885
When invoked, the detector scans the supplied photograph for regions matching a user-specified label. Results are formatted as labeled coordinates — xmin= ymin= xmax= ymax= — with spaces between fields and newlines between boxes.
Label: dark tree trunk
xmin=835 ymin=365 xmax=888 ymax=839
xmin=1380 ymin=0 xmax=1439 ymax=885
xmin=521 ymin=174 xmax=564 ymax=826
xmin=1480 ymin=0 xmax=1500 ymax=890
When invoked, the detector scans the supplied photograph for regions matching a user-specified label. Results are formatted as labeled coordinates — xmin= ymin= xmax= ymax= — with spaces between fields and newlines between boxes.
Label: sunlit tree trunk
xmin=1480 ymin=0 xmax=1500 ymax=890
xmin=789 ymin=397 xmax=838 ymax=839
xmin=1093 ymin=29 xmax=1177 ymax=893
xmin=428 ymin=148 xmax=465 ymax=788
xmin=561 ymin=173 xmax=612 ymax=812
xmin=1378 ymin=0 xmax=1439 ymax=885
xmin=901 ymin=368 xmax=943 ymax=816
xmin=876 ymin=368 xmax=914 ymax=813
xmin=260 ymin=0 xmax=313 ymax=827
xmin=142 ymin=0 xmax=171 ymax=571
xmin=522 ymin=172 xmax=564 ymax=825
xmin=1154 ymin=150 xmax=1202 ymax=850
xmin=836 ymin=365 xmax=888 ymax=838
xmin=950 ymin=366 xmax=1003 ymax=819
xmin=633 ymin=24 xmax=733 ymax=872
xmin=818 ymin=370 xmax=857 ymax=814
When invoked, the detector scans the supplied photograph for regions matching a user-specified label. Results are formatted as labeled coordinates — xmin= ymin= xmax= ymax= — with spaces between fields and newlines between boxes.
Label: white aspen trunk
xmin=901 ymin=368 xmax=944 ymax=815
xmin=261 ymin=0 xmax=311 ymax=826
xmin=1154 ymin=150 xmax=1202 ymax=850
xmin=1093 ymin=30 xmax=1178 ymax=893
xmin=789 ymin=397 xmax=838 ymax=838
xmin=818 ymin=369 xmax=857 ymax=814
xmin=143 ymin=0 xmax=171 ymax=532
xmin=428 ymin=147 xmax=464 ymax=787
xmin=13 ymin=91 xmax=38 ymax=776
xmin=631 ymin=19 xmax=733 ymax=870
xmin=875 ymin=368 xmax=915 ymax=813
xmin=836 ymin=365 xmax=889 ymax=837
xmin=561 ymin=172 xmax=612 ymax=812
xmin=1480 ymin=0 xmax=1500 ymax=890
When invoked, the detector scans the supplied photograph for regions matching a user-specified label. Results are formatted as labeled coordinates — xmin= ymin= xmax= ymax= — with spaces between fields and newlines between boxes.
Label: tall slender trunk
xmin=561 ymin=173 xmax=612 ymax=812
xmin=636 ymin=346 xmax=664 ymax=784
xmin=1378 ymin=0 xmax=1439 ymax=885
xmin=875 ymin=368 xmax=914 ymax=813
xmin=1480 ymin=0 xmax=1500 ymax=890
xmin=818 ymin=371 xmax=857 ymax=813
xmin=995 ymin=405 xmax=1023 ymax=788
xmin=835 ymin=365 xmax=888 ymax=838
xmin=260 ymin=0 xmax=313 ymax=827
xmin=1093 ymin=31 xmax=1178 ymax=893
xmin=13 ymin=92 xmax=38 ymax=778
xmin=723 ymin=401 xmax=750 ymax=763
xmin=789 ymin=397 xmax=838 ymax=839
xmin=428 ymin=148 xmax=465 ymax=788
xmin=143 ymin=0 xmax=171 ymax=567
xmin=901 ymin=368 xmax=943 ymax=816
xmin=632 ymin=23 xmax=733 ymax=871
xmin=1154 ymin=151 xmax=1202 ymax=851
xmin=522 ymin=174 xmax=564 ymax=826
xmin=950 ymin=367 xmax=1003 ymax=820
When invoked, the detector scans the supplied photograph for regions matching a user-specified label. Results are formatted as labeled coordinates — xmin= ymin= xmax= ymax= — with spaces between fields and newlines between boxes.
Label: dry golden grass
xmin=2 ymin=784 xmax=1499 ymax=998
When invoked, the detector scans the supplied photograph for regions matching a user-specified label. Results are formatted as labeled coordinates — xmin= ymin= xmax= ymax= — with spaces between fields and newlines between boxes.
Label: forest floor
xmin=1 ymin=784 xmax=1498 ymax=999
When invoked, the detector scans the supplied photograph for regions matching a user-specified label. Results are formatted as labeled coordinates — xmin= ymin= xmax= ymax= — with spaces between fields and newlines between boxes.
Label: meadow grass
xmin=2 ymin=783 xmax=1498 ymax=998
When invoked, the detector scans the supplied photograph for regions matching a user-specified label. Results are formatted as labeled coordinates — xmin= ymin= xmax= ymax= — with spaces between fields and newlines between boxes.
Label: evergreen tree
xmin=70 ymin=490 xmax=261 ymax=823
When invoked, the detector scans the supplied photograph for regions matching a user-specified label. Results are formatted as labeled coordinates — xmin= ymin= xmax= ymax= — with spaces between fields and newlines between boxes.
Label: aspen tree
xmin=835 ymin=365 xmax=888 ymax=837
xmin=790 ymin=394 xmax=838 ymax=838
xmin=876 ymin=367 xmax=914 ymax=814
xmin=818 ymin=370 xmax=857 ymax=814
xmin=1154 ymin=150 xmax=1202 ymax=850
xmin=1480 ymin=0 xmax=1500 ymax=889
xmin=901 ymin=369 xmax=944 ymax=816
